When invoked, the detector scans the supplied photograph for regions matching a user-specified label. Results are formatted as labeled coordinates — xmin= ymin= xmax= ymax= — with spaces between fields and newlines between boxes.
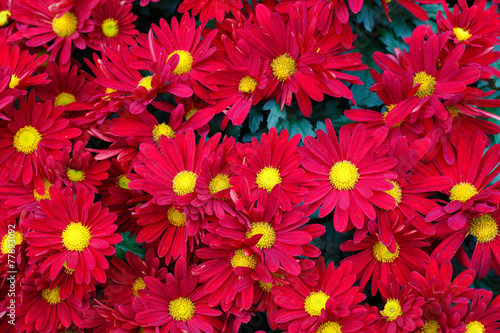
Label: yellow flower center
xmin=453 ymin=27 xmax=472 ymax=42
xmin=469 ymin=214 xmax=498 ymax=243
xmin=67 ymin=169 xmax=85 ymax=182
xmin=231 ymin=249 xmax=258 ymax=269
xmin=13 ymin=125 xmax=42 ymax=154
xmin=63 ymin=262 xmax=74 ymax=274
xmin=0 ymin=10 xmax=12 ymax=26
xmin=381 ymin=299 xmax=403 ymax=321
xmin=316 ymin=321 xmax=343 ymax=333
xmin=167 ymin=206 xmax=187 ymax=227
xmin=329 ymin=161 xmax=359 ymax=191
xmin=383 ymin=105 xmax=404 ymax=127
xmin=33 ymin=179 xmax=52 ymax=201
xmin=255 ymin=166 xmax=282 ymax=193
xmin=246 ymin=222 xmax=276 ymax=249
xmin=102 ymin=18 xmax=119 ymax=38
xmin=137 ymin=76 xmax=153 ymax=91
xmin=413 ymin=72 xmax=437 ymax=98
xmin=422 ymin=320 xmax=440 ymax=333
xmin=62 ymin=222 xmax=92 ymax=252
xmin=209 ymin=174 xmax=232 ymax=195
xmin=449 ymin=182 xmax=478 ymax=203
xmin=271 ymin=54 xmax=297 ymax=81
xmin=172 ymin=171 xmax=198 ymax=196
xmin=9 ymin=74 xmax=20 ymax=89
xmin=304 ymin=291 xmax=330 ymax=316
xmin=117 ymin=174 xmax=131 ymax=190
xmin=54 ymin=92 xmax=76 ymax=106
xmin=132 ymin=277 xmax=146 ymax=297
xmin=152 ymin=123 xmax=175 ymax=142
xmin=372 ymin=241 xmax=400 ymax=263
xmin=52 ymin=12 xmax=78 ymax=38
xmin=168 ymin=50 xmax=194 ymax=76
xmin=102 ymin=87 xmax=116 ymax=101
xmin=41 ymin=286 xmax=62 ymax=305
xmin=185 ymin=108 xmax=198 ymax=120
xmin=238 ymin=76 xmax=258 ymax=93
xmin=385 ymin=180 xmax=402 ymax=207
xmin=169 ymin=297 xmax=195 ymax=321
xmin=446 ymin=105 xmax=460 ymax=118
xmin=466 ymin=321 xmax=485 ymax=333
xmin=1 ymin=231 xmax=23 ymax=255
xmin=258 ymin=280 xmax=274 ymax=292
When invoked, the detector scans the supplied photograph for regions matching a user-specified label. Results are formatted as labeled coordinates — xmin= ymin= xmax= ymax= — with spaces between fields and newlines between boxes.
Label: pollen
xmin=231 ymin=249 xmax=258 ymax=269
xmin=209 ymin=174 xmax=231 ymax=195
xmin=381 ymin=298 xmax=403 ymax=321
xmin=466 ymin=321 xmax=485 ymax=333
xmin=422 ymin=320 xmax=440 ymax=333
xmin=13 ymin=125 xmax=42 ymax=154
xmin=258 ymin=280 xmax=274 ymax=292
xmin=329 ymin=161 xmax=359 ymax=191
xmin=102 ymin=18 xmax=119 ymax=38
xmin=54 ymin=92 xmax=76 ymax=106
xmin=453 ymin=27 xmax=472 ymax=42
xmin=132 ymin=277 xmax=146 ymax=297
xmin=168 ymin=50 xmax=193 ymax=76
xmin=169 ymin=297 xmax=196 ymax=321
xmin=304 ymin=291 xmax=330 ymax=316
xmin=238 ymin=76 xmax=258 ymax=93
xmin=372 ymin=241 xmax=400 ymax=263
xmin=9 ymin=74 xmax=20 ymax=89
xmin=42 ymin=286 xmax=62 ymax=305
xmin=63 ymin=262 xmax=74 ymax=274
xmin=413 ymin=72 xmax=437 ymax=98
xmin=102 ymin=87 xmax=117 ymax=101
xmin=137 ymin=76 xmax=153 ymax=91
xmin=469 ymin=214 xmax=498 ymax=244
xmin=152 ymin=123 xmax=175 ymax=142
xmin=67 ymin=169 xmax=85 ymax=182
xmin=449 ymin=182 xmax=478 ymax=203
xmin=385 ymin=180 xmax=402 ymax=206
xmin=117 ymin=174 xmax=131 ymax=190
xmin=256 ymin=166 xmax=282 ymax=193
xmin=271 ymin=54 xmax=297 ymax=81
xmin=0 ymin=10 xmax=12 ymax=26
xmin=185 ymin=108 xmax=198 ymax=120
xmin=172 ymin=171 xmax=198 ymax=196
xmin=446 ymin=105 xmax=460 ymax=118
xmin=246 ymin=222 xmax=276 ymax=249
xmin=316 ymin=321 xmax=343 ymax=333
xmin=1 ymin=231 xmax=23 ymax=255
xmin=33 ymin=179 xmax=52 ymax=202
xmin=62 ymin=222 xmax=92 ymax=252
xmin=167 ymin=206 xmax=187 ymax=227
xmin=52 ymin=12 xmax=78 ymax=38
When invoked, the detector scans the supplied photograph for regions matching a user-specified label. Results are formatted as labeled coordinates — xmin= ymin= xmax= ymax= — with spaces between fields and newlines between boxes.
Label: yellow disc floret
xmin=381 ymin=299 xmax=403 ymax=321
xmin=67 ymin=169 xmax=85 ymax=182
xmin=209 ymin=174 xmax=231 ymax=195
xmin=132 ymin=277 xmax=146 ymax=297
xmin=168 ymin=50 xmax=194 ymax=76
xmin=13 ymin=125 xmax=42 ymax=154
xmin=316 ymin=321 xmax=343 ymax=333
xmin=413 ymin=72 xmax=437 ymax=98
xmin=271 ymin=54 xmax=297 ymax=81
xmin=246 ymin=222 xmax=276 ymax=249
xmin=1 ymin=231 xmax=23 ymax=255
xmin=0 ymin=10 xmax=12 ymax=26
xmin=62 ymin=222 xmax=92 ymax=252
xmin=117 ymin=174 xmax=131 ymax=190
xmin=466 ymin=321 xmax=485 ymax=333
xmin=137 ymin=76 xmax=153 ymax=91
xmin=54 ymin=92 xmax=76 ymax=106
xmin=372 ymin=241 xmax=400 ymax=263
xmin=446 ymin=105 xmax=460 ymax=118
xmin=453 ymin=27 xmax=472 ymax=42
xmin=42 ymin=286 xmax=62 ymax=305
xmin=152 ymin=123 xmax=175 ymax=142
xmin=422 ymin=320 xmax=440 ymax=333
xmin=449 ymin=182 xmax=478 ymax=203
xmin=469 ymin=214 xmax=498 ymax=244
xmin=9 ymin=74 xmax=20 ymax=89
xmin=63 ymin=262 xmax=74 ymax=274
xmin=172 ymin=171 xmax=198 ymax=196
xmin=238 ymin=76 xmax=258 ymax=93
xmin=33 ymin=179 xmax=52 ymax=201
xmin=385 ymin=180 xmax=402 ymax=206
xmin=52 ymin=12 xmax=78 ymax=38
xmin=185 ymin=108 xmax=198 ymax=120
xmin=231 ymin=249 xmax=257 ymax=269
xmin=329 ymin=161 xmax=359 ymax=191
xmin=102 ymin=18 xmax=119 ymax=38
xmin=169 ymin=297 xmax=195 ymax=321
xmin=167 ymin=206 xmax=187 ymax=227
xmin=304 ymin=291 xmax=330 ymax=316
xmin=255 ymin=166 xmax=282 ymax=193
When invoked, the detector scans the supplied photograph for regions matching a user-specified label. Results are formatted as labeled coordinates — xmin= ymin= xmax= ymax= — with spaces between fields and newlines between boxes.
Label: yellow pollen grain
xmin=152 ymin=123 xmax=175 ymax=142
xmin=172 ymin=171 xmax=198 ymax=196
xmin=67 ymin=169 xmax=85 ymax=182
xmin=169 ymin=297 xmax=196 ymax=321
xmin=449 ymin=182 xmax=478 ymax=203
xmin=381 ymin=298 xmax=403 ymax=321
xmin=52 ymin=12 xmax=78 ymax=38
xmin=102 ymin=18 xmax=119 ymax=38
xmin=271 ymin=54 xmax=297 ymax=81
xmin=62 ymin=222 xmax=92 ymax=252
xmin=54 ymin=92 xmax=76 ymax=106
xmin=185 ymin=108 xmax=198 ymax=120
xmin=167 ymin=206 xmax=187 ymax=227
xmin=329 ymin=161 xmax=359 ymax=191
xmin=13 ymin=125 xmax=42 ymax=155
xmin=384 ymin=180 xmax=402 ymax=206
xmin=469 ymin=214 xmax=498 ymax=244
xmin=63 ymin=262 xmax=74 ymax=274
xmin=255 ymin=166 xmax=281 ymax=193
xmin=304 ymin=291 xmax=330 ymax=316
xmin=372 ymin=241 xmax=400 ymax=263
xmin=0 ymin=10 xmax=12 ymax=26
xmin=453 ymin=27 xmax=472 ymax=42
xmin=246 ymin=222 xmax=276 ymax=249
xmin=33 ymin=179 xmax=52 ymax=201
xmin=132 ymin=277 xmax=146 ymax=297
xmin=9 ymin=74 xmax=20 ymax=89
xmin=102 ymin=87 xmax=116 ymax=101
xmin=238 ymin=76 xmax=258 ymax=93
xmin=117 ymin=174 xmax=131 ymax=190
xmin=1 ymin=231 xmax=23 ymax=255
xmin=168 ymin=50 xmax=193 ymax=76
xmin=231 ymin=249 xmax=258 ymax=269
xmin=209 ymin=174 xmax=231 ymax=195
xmin=137 ymin=76 xmax=153 ymax=91
xmin=422 ymin=320 xmax=440 ymax=333
xmin=446 ymin=105 xmax=460 ymax=118
xmin=316 ymin=321 xmax=343 ymax=333
xmin=465 ymin=321 xmax=485 ymax=333
xmin=41 ymin=286 xmax=62 ymax=305
xmin=413 ymin=72 xmax=436 ymax=98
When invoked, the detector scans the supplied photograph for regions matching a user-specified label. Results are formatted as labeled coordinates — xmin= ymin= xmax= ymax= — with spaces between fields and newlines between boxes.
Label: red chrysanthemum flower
xmin=88 ymin=0 xmax=138 ymax=50
xmin=135 ymin=258 xmax=224 ymax=332
xmin=0 ymin=210 xmax=28 ymax=280
xmin=11 ymin=0 xmax=98 ymax=64
xmin=299 ymin=121 xmax=398 ymax=231
xmin=418 ymin=296 xmax=468 ymax=333
xmin=0 ymin=65 xmax=17 ymax=113
xmin=311 ymin=301 xmax=378 ymax=333
xmin=25 ymin=186 xmax=122 ymax=284
xmin=177 ymin=0 xmax=243 ymax=23
xmin=464 ymin=292 xmax=500 ymax=333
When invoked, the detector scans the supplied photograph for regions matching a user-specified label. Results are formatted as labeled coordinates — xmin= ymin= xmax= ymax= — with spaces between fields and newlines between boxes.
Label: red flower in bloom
xmin=231 ymin=128 xmax=308 ymax=212
xmin=271 ymin=257 xmax=366 ymax=332
xmin=340 ymin=222 xmax=430 ymax=296
xmin=88 ymin=0 xmax=138 ymax=50
xmin=0 ymin=66 xmax=17 ymax=113
xmin=178 ymin=0 xmax=243 ymax=23
xmin=15 ymin=273 xmax=88 ymax=333
xmin=0 ymin=92 xmax=81 ymax=193
xmin=11 ymin=0 xmax=98 ymax=64
xmin=424 ymin=132 xmax=500 ymax=230
xmin=465 ymin=292 xmax=500 ymax=332
xmin=311 ymin=301 xmax=377 ymax=333
xmin=135 ymin=258 xmax=224 ymax=332
xmin=418 ymin=296 xmax=468 ymax=333
xmin=0 ymin=211 xmax=28 ymax=280
xmin=299 ymin=121 xmax=398 ymax=231
xmin=377 ymin=273 xmax=425 ymax=333
xmin=25 ymin=186 xmax=122 ymax=284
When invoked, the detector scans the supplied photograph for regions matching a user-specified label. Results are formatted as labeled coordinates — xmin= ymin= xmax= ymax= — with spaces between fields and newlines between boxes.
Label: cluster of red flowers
xmin=0 ymin=0 xmax=500 ymax=332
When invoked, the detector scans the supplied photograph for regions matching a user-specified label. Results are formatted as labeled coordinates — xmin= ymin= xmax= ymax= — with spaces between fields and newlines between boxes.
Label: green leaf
xmin=248 ymin=106 xmax=263 ymax=133
xmin=356 ymin=4 xmax=376 ymax=32
xmin=380 ymin=27 xmax=409 ymax=53
xmin=282 ymin=117 xmax=315 ymax=140
xmin=264 ymin=100 xmax=286 ymax=129
xmin=114 ymin=232 xmax=146 ymax=261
